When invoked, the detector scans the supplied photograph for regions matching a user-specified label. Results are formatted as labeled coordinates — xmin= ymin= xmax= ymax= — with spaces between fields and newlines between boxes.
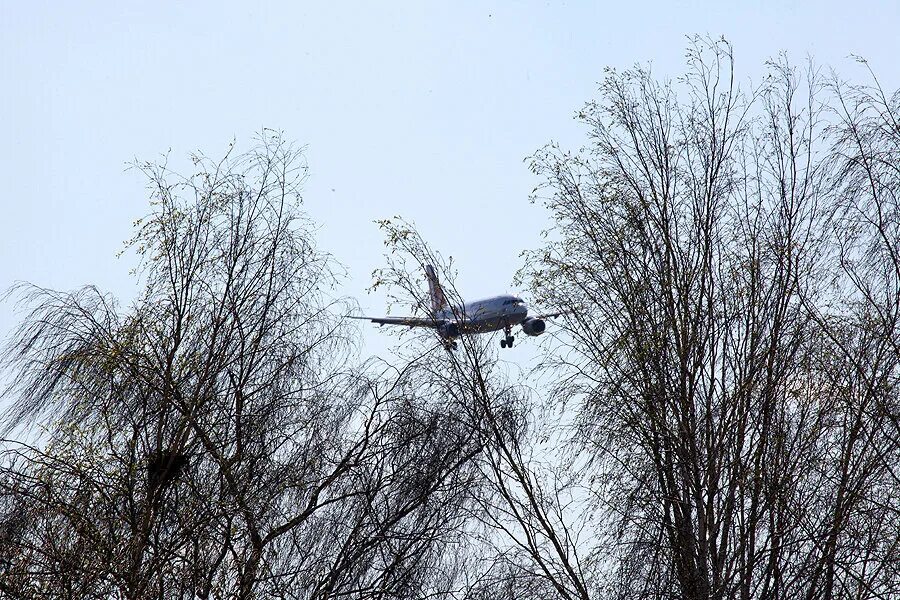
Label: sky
xmin=2 ymin=1 xmax=900 ymax=367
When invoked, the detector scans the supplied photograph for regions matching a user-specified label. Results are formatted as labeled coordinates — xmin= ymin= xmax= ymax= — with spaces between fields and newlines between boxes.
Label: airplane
xmin=351 ymin=264 xmax=562 ymax=350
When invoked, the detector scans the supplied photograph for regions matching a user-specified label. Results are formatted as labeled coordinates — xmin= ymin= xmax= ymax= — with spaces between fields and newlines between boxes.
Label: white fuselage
xmin=436 ymin=295 xmax=529 ymax=333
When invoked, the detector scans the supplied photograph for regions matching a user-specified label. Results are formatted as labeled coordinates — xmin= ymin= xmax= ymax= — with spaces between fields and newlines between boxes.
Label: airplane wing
xmin=348 ymin=315 xmax=442 ymax=328
xmin=532 ymin=311 xmax=568 ymax=320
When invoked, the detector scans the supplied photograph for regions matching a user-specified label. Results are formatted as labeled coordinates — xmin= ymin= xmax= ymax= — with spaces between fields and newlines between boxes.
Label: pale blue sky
xmin=2 ymin=1 xmax=899 ymax=361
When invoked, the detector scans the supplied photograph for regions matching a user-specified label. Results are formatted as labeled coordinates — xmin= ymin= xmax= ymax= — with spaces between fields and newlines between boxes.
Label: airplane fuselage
xmin=437 ymin=295 xmax=529 ymax=334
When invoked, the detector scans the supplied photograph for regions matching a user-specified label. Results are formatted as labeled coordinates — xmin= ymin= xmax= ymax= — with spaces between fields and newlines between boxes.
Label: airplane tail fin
xmin=425 ymin=265 xmax=448 ymax=312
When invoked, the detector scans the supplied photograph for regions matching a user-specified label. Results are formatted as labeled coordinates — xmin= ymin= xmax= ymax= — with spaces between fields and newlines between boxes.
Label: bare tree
xmin=810 ymin=62 xmax=900 ymax=598
xmin=371 ymin=220 xmax=593 ymax=600
xmin=0 ymin=135 xmax=485 ymax=600
xmin=520 ymin=38 xmax=900 ymax=600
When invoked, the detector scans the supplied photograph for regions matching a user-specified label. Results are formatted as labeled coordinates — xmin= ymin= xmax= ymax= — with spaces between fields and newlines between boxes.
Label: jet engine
xmin=521 ymin=317 xmax=546 ymax=336
xmin=438 ymin=322 xmax=460 ymax=339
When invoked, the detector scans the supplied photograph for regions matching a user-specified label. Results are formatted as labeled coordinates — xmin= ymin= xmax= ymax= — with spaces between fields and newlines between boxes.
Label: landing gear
xmin=500 ymin=324 xmax=514 ymax=349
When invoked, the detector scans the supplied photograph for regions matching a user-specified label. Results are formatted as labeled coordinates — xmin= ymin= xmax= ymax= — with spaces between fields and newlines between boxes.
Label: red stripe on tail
xmin=425 ymin=265 xmax=448 ymax=312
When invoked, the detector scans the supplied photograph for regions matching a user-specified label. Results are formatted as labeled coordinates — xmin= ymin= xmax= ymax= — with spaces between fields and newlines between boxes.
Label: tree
xmin=521 ymin=38 xmax=900 ymax=600
xmin=0 ymin=134 xmax=485 ymax=599
xmin=371 ymin=220 xmax=593 ymax=600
